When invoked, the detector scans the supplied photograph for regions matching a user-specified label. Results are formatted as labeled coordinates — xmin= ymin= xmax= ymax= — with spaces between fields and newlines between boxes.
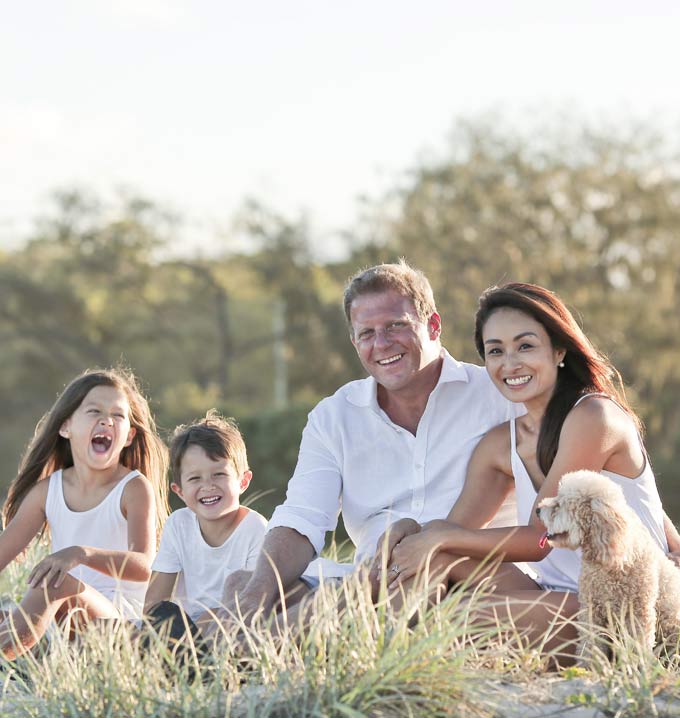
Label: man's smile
xmin=378 ymin=354 xmax=404 ymax=366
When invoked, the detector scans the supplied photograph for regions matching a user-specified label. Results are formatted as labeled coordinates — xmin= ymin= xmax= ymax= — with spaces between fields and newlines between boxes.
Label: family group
xmin=0 ymin=260 xmax=676 ymax=661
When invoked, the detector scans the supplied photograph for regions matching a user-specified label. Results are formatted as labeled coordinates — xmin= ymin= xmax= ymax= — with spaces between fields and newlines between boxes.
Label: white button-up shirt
xmin=268 ymin=350 xmax=522 ymax=561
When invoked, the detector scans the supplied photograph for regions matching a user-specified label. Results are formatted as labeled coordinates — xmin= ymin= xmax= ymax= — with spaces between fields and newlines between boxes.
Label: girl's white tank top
xmin=45 ymin=468 xmax=147 ymax=617
xmin=512 ymin=393 xmax=668 ymax=592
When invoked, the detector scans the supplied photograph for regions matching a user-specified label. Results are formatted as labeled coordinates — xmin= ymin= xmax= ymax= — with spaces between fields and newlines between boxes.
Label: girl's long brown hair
xmin=2 ymin=368 xmax=169 ymax=541
xmin=474 ymin=282 xmax=640 ymax=476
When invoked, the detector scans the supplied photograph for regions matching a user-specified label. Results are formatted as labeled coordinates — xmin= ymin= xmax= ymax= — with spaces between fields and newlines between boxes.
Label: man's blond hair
xmin=343 ymin=259 xmax=437 ymax=333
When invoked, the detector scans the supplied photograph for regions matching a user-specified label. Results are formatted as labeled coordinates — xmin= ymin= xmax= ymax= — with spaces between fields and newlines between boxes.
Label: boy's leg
xmin=0 ymin=574 xmax=118 ymax=659
xmin=146 ymin=601 xmax=203 ymax=645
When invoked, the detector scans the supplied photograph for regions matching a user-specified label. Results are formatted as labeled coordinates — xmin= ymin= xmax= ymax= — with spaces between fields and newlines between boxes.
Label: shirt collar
xmin=346 ymin=348 xmax=471 ymax=408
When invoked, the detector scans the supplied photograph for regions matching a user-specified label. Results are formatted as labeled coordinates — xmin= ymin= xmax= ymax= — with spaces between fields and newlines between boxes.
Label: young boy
xmin=144 ymin=410 xmax=267 ymax=632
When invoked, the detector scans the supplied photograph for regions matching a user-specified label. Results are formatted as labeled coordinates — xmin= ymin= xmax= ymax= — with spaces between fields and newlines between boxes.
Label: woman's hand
xmin=27 ymin=546 xmax=86 ymax=589
xmin=371 ymin=518 xmax=421 ymax=577
xmin=388 ymin=523 xmax=456 ymax=585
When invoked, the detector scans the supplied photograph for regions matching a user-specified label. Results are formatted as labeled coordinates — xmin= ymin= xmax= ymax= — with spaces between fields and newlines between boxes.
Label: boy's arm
xmin=144 ymin=571 xmax=179 ymax=613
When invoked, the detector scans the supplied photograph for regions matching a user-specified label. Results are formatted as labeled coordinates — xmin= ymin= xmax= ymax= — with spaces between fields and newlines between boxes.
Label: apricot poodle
xmin=537 ymin=470 xmax=680 ymax=660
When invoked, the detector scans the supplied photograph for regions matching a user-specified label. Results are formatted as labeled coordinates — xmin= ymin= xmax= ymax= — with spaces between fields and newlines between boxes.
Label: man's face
xmin=349 ymin=290 xmax=441 ymax=394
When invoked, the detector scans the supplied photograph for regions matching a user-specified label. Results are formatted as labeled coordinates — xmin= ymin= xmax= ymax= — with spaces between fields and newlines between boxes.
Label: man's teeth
xmin=200 ymin=497 xmax=220 ymax=506
xmin=378 ymin=354 xmax=403 ymax=365
xmin=505 ymin=375 xmax=531 ymax=386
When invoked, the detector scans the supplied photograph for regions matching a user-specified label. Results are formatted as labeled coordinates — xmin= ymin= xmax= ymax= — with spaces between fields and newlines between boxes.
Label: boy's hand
xmin=28 ymin=546 xmax=86 ymax=589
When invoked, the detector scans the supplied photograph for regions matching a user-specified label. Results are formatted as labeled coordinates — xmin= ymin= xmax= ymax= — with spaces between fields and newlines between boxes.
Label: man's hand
xmin=387 ymin=522 xmax=454 ymax=585
xmin=203 ymin=527 xmax=316 ymax=639
xmin=371 ymin=518 xmax=421 ymax=579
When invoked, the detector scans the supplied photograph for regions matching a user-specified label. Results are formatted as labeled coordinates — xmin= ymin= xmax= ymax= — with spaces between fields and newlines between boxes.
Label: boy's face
xmin=171 ymin=444 xmax=251 ymax=522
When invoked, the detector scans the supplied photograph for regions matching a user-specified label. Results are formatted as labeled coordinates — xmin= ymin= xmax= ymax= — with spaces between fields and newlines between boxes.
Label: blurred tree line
xmin=2 ymin=117 xmax=680 ymax=525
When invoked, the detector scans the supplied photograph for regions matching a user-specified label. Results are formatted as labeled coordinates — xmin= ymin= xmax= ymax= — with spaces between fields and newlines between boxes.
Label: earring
xmin=558 ymin=360 xmax=565 ymax=368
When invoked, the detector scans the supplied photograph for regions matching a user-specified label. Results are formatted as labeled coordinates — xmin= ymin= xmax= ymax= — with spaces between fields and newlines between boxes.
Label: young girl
xmin=0 ymin=368 xmax=168 ymax=659
xmin=381 ymin=283 xmax=680 ymax=656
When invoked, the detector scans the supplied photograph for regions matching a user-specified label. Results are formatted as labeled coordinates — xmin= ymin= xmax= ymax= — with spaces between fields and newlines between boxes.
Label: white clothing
xmin=268 ymin=350 xmax=522 ymax=562
xmin=511 ymin=419 xmax=582 ymax=592
xmin=152 ymin=507 xmax=267 ymax=621
xmin=46 ymin=469 xmax=146 ymax=618
xmin=512 ymin=394 xmax=668 ymax=592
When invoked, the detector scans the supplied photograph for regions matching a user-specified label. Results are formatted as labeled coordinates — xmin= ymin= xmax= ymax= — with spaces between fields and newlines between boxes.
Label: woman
xmin=381 ymin=282 xmax=680 ymax=654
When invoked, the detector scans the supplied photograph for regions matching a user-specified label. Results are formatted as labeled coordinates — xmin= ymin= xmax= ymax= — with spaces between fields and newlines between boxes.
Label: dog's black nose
xmin=535 ymin=507 xmax=541 ymax=516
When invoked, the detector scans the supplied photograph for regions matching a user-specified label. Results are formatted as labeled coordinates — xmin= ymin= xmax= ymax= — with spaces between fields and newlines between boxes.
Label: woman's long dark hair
xmin=474 ymin=283 xmax=640 ymax=476
xmin=2 ymin=368 xmax=169 ymax=541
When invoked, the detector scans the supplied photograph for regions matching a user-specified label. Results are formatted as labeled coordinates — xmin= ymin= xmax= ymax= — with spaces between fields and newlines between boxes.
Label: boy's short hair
xmin=343 ymin=258 xmax=437 ymax=333
xmin=169 ymin=410 xmax=249 ymax=483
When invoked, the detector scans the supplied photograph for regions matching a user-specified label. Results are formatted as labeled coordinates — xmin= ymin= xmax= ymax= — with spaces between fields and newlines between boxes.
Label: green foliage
xmin=2 ymin=116 xmax=680 ymax=522
xmin=236 ymin=405 xmax=311 ymax=519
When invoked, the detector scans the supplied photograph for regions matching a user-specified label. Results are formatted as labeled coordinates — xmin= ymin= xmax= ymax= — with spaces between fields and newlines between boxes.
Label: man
xmin=220 ymin=260 xmax=520 ymax=620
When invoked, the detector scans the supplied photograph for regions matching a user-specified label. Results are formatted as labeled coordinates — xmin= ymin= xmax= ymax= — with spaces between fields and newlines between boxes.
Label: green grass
xmin=2 ymin=547 xmax=680 ymax=717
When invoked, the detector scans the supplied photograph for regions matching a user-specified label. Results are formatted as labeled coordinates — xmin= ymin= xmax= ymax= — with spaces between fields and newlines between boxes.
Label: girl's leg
xmin=0 ymin=574 xmax=118 ymax=659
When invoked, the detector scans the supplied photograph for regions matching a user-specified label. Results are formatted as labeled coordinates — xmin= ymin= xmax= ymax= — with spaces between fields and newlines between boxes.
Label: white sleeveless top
xmin=45 ymin=469 xmax=147 ymax=618
xmin=512 ymin=394 xmax=668 ymax=592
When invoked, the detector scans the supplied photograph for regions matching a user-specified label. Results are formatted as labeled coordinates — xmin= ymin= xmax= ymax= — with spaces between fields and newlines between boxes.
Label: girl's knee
xmin=27 ymin=573 xmax=85 ymax=604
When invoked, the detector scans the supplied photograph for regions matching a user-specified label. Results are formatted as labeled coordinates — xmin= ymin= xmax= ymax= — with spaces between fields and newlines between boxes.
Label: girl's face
xmin=60 ymin=385 xmax=136 ymax=471
xmin=482 ymin=308 xmax=566 ymax=410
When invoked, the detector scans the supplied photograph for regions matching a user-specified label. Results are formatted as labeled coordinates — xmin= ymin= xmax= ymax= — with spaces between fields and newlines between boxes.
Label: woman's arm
xmin=28 ymin=475 xmax=156 ymax=588
xmin=390 ymin=400 xmax=626 ymax=582
xmin=0 ymin=481 xmax=48 ymax=573
xmin=447 ymin=423 xmax=515 ymax=528
xmin=663 ymin=512 xmax=680 ymax=566
xmin=388 ymin=425 xmax=534 ymax=582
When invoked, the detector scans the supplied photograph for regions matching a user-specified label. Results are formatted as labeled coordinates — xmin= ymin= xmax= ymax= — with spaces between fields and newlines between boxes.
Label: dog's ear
xmin=584 ymin=495 xmax=629 ymax=567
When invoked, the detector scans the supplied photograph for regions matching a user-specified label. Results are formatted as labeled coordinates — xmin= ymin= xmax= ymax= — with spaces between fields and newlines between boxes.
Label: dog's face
xmin=537 ymin=470 xmax=631 ymax=564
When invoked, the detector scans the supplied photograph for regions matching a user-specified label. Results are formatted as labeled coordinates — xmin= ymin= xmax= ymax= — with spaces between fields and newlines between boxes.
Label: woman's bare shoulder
xmin=564 ymin=395 xmax=631 ymax=436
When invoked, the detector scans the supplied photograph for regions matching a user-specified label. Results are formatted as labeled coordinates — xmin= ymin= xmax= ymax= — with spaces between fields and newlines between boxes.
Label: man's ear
xmin=240 ymin=470 xmax=253 ymax=494
xmin=428 ymin=312 xmax=442 ymax=340
xmin=170 ymin=482 xmax=184 ymax=501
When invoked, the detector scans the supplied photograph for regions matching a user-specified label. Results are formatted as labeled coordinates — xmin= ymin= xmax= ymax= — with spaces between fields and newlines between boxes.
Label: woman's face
xmin=481 ymin=307 xmax=566 ymax=409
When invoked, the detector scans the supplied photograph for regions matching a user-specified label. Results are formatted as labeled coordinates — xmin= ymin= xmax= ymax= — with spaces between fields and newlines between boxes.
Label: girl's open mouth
xmin=92 ymin=434 xmax=113 ymax=453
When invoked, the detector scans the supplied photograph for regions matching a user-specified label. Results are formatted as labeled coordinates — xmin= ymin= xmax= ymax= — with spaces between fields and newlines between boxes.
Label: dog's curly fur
xmin=537 ymin=470 xmax=680 ymax=660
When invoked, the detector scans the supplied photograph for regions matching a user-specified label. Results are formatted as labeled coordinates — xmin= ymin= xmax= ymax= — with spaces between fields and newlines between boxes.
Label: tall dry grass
xmin=2 ymin=544 xmax=680 ymax=717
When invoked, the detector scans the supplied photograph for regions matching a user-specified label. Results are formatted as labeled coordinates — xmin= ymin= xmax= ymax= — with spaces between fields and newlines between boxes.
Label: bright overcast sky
xmin=3 ymin=1 xmax=680 ymax=256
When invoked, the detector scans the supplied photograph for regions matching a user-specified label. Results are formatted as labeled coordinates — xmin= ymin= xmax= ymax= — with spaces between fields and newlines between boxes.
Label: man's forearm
xmin=244 ymin=527 xmax=316 ymax=612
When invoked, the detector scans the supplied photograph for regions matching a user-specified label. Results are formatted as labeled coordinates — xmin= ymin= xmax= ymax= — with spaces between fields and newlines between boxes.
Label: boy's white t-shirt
xmin=152 ymin=507 xmax=267 ymax=620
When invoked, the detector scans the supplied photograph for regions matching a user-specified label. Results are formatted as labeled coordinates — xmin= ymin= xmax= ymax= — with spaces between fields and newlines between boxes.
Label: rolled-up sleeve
xmin=267 ymin=410 xmax=342 ymax=556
